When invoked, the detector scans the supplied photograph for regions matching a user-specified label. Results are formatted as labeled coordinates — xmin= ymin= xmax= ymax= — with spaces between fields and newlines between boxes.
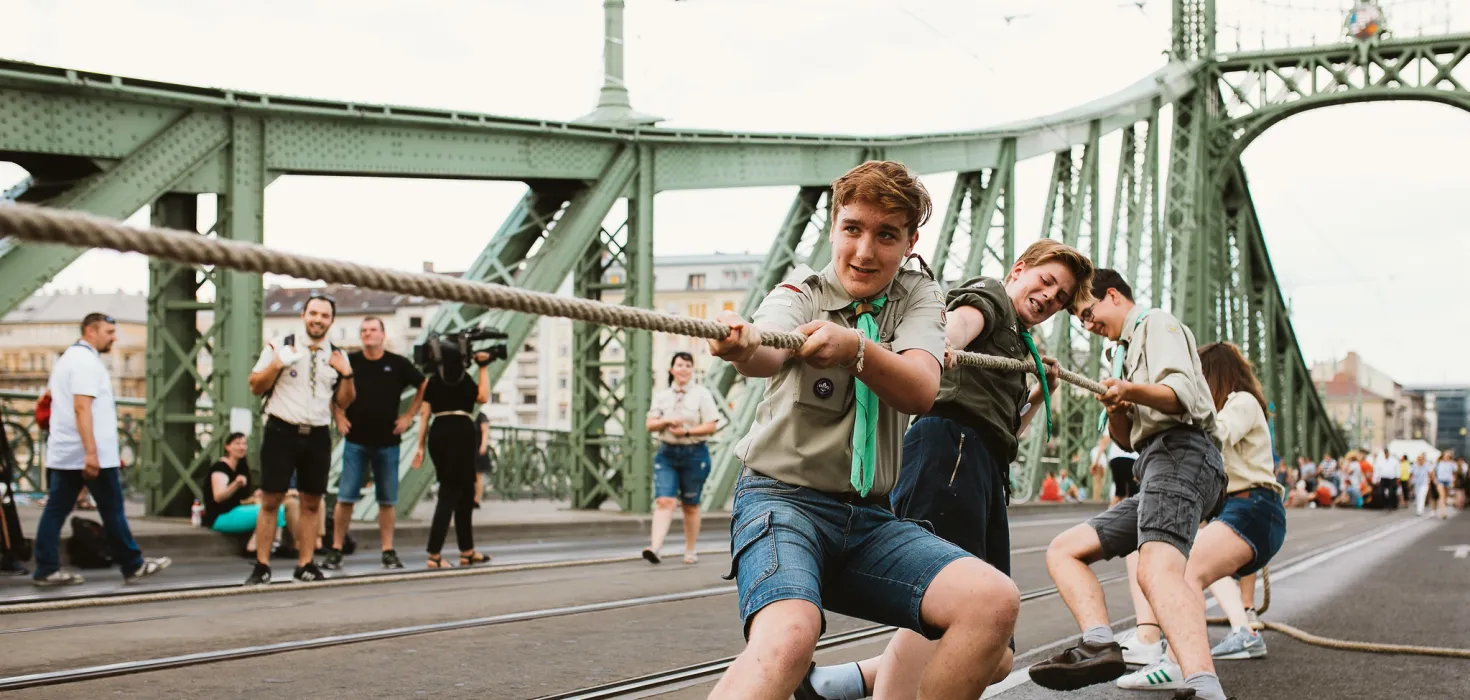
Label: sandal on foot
xmin=426 ymin=554 xmax=450 ymax=569
xmin=459 ymin=551 xmax=490 ymax=566
xmin=683 ymin=552 xmax=698 ymax=565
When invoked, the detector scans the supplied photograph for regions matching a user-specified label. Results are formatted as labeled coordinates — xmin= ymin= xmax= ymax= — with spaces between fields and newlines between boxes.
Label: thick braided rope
xmin=0 ymin=203 xmax=1103 ymax=394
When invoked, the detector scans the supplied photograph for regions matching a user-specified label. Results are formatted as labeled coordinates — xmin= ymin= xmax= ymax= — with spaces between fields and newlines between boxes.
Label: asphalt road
xmin=2 ymin=506 xmax=1450 ymax=700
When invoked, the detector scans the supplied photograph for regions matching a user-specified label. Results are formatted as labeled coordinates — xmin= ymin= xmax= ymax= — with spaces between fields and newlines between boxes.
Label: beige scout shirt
xmin=1119 ymin=305 xmax=1216 ymax=449
xmin=647 ymin=382 xmax=720 ymax=445
xmin=253 ymin=330 xmax=345 ymax=427
xmin=1214 ymin=391 xmax=1284 ymax=496
xmin=734 ymin=263 xmax=947 ymax=496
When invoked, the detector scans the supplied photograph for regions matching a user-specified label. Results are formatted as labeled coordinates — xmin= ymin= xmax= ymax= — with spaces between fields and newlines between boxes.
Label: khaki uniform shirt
xmin=1214 ymin=391 xmax=1284 ymax=496
xmin=929 ymin=276 xmax=1029 ymax=463
xmin=1119 ymin=305 xmax=1216 ymax=448
xmin=253 ymin=329 xmax=345 ymax=427
xmin=734 ymin=263 xmax=946 ymax=497
xmin=648 ymin=383 xmax=720 ymax=445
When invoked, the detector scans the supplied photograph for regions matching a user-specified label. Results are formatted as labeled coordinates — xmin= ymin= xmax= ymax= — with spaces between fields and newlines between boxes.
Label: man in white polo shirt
xmin=32 ymin=313 xmax=171 ymax=586
xmin=244 ymin=294 xmax=355 ymax=585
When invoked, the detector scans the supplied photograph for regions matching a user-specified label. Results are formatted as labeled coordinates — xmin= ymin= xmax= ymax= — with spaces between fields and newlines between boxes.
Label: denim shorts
xmin=654 ymin=443 xmax=710 ymax=506
xmin=339 ymin=441 xmax=400 ymax=505
xmin=1213 ymin=485 xmax=1286 ymax=577
xmin=1088 ymin=426 xmax=1227 ymax=560
xmin=890 ymin=417 xmax=1010 ymax=576
xmin=723 ymin=472 xmax=971 ymax=641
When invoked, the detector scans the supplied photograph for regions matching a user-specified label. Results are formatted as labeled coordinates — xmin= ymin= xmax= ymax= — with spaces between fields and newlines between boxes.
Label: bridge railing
xmin=0 ymin=389 xmax=147 ymax=495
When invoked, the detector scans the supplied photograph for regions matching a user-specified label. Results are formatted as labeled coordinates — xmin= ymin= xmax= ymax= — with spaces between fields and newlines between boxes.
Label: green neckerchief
xmin=1020 ymin=330 xmax=1051 ymax=440
xmin=848 ymin=296 xmax=887 ymax=496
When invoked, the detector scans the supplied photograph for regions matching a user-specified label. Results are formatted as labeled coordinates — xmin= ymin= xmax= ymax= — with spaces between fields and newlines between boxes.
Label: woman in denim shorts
xmin=1115 ymin=342 xmax=1287 ymax=690
xmin=642 ymin=352 xmax=719 ymax=565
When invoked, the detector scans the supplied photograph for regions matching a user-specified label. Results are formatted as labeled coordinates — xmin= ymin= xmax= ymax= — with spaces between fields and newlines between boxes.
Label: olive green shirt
xmin=928 ymin=276 xmax=1029 ymax=463
xmin=734 ymin=263 xmax=947 ymax=497
xmin=1120 ymin=305 xmax=1217 ymax=448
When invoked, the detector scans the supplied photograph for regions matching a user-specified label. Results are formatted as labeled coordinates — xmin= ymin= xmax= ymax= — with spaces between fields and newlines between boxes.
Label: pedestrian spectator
xmin=1374 ymin=448 xmax=1399 ymax=509
xmin=244 ymin=294 xmax=355 ymax=585
xmin=1410 ymin=454 xmax=1433 ymax=516
xmin=204 ymin=432 xmax=298 ymax=557
xmin=412 ymin=344 xmax=492 ymax=568
xmin=642 ymin=352 xmax=720 ymax=565
xmin=1039 ymin=472 xmax=1063 ymax=502
xmin=1398 ymin=455 xmax=1412 ymax=508
xmin=1435 ymin=454 xmax=1456 ymax=518
xmin=324 ymin=317 xmax=426 ymax=571
xmin=31 ymin=313 xmax=170 ymax=586
xmin=1088 ymin=437 xmax=1109 ymax=503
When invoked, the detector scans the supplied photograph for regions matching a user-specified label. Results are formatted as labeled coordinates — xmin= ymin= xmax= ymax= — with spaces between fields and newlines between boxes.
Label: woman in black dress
xmin=412 ymin=346 xmax=491 ymax=568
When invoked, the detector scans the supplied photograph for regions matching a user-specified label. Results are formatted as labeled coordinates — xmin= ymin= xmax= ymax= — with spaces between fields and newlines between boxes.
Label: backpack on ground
xmin=66 ymin=516 xmax=114 ymax=569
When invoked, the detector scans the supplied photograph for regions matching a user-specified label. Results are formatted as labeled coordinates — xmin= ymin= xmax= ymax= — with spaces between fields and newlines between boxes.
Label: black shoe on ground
xmin=244 ymin=562 xmax=272 ymax=586
xmin=320 ymin=549 xmax=344 ymax=570
xmin=1028 ymin=640 xmax=1126 ymax=691
xmin=641 ymin=548 xmax=661 ymax=564
xmin=293 ymin=562 xmax=327 ymax=582
xmin=381 ymin=549 xmax=404 ymax=569
xmin=0 ymin=556 xmax=29 ymax=577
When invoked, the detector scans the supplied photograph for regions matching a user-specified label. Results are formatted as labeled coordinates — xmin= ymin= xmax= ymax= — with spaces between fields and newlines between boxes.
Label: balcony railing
xmin=1 ymin=389 xmax=146 ymax=495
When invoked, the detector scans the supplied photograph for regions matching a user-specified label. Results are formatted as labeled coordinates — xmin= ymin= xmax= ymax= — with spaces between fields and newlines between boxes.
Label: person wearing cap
xmin=244 ymin=294 xmax=354 ymax=586
xmin=799 ymin=238 xmax=1094 ymax=700
xmin=1031 ymin=269 xmax=1228 ymax=700
xmin=704 ymin=161 xmax=1018 ymax=700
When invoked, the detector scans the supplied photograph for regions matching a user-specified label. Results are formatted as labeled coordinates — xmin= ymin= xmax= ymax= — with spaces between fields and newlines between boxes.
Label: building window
xmin=609 ymin=374 xmax=621 ymax=389
xmin=409 ymin=316 xmax=422 ymax=329
xmin=688 ymin=273 xmax=706 ymax=290
xmin=559 ymin=343 xmax=569 ymax=357
xmin=558 ymin=374 xmax=568 ymax=389
xmin=523 ymin=343 xmax=536 ymax=353
xmin=521 ymin=393 xmax=537 ymax=405
xmin=558 ymin=403 xmax=568 ymax=419
xmin=688 ymin=303 xmax=707 ymax=319
xmin=490 ymin=392 xmax=502 ymax=404
xmin=722 ymin=300 xmax=735 ymax=312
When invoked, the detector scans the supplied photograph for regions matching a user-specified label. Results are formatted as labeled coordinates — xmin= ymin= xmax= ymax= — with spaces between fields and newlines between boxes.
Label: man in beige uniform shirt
xmin=1031 ymin=269 xmax=1230 ymax=700
xmin=704 ymin=161 xmax=1019 ymax=700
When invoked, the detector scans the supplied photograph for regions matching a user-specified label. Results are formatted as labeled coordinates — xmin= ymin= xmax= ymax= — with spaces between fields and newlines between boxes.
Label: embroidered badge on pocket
xmin=814 ymin=378 xmax=834 ymax=399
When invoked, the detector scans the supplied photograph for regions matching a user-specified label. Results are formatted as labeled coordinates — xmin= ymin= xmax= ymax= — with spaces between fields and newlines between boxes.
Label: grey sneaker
xmin=124 ymin=557 xmax=172 ymax=583
xmin=32 ymin=570 xmax=85 ymax=587
xmin=1211 ymin=625 xmax=1268 ymax=659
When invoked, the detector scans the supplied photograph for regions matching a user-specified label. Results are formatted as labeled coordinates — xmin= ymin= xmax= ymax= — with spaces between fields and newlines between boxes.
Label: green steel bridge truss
xmin=2 ymin=16 xmax=1465 ymax=514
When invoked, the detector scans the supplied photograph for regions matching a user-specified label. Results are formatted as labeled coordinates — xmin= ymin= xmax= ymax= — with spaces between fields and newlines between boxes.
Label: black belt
xmin=267 ymin=415 xmax=327 ymax=436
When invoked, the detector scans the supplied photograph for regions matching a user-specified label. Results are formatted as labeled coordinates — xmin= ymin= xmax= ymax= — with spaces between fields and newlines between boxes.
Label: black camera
xmin=415 ymin=326 xmax=510 ymax=372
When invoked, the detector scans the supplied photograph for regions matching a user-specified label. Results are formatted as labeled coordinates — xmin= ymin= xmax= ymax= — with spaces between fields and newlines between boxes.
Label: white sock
xmin=1183 ymin=671 xmax=1227 ymax=700
xmin=807 ymin=662 xmax=866 ymax=700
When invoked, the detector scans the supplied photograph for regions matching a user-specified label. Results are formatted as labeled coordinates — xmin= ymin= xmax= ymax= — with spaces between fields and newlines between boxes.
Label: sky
xmin=1 ymin=0 xmax=1467 ymax=385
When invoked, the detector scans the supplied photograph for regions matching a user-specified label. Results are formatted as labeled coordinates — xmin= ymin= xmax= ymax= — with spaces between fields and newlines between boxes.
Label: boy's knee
xmin=654 ymin=497 xmax=679 ymax=511
xmin=746 ymin=602 xmax=822 ymax=673
xmin=1047 ymin=524 xmax=1102 ymax=564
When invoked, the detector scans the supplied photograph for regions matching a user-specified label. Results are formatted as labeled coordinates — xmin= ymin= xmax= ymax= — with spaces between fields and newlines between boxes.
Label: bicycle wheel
xmin=2 ymin=421 xmax=39 ymax=491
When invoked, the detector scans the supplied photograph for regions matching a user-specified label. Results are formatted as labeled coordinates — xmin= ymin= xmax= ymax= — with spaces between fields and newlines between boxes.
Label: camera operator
xmin=412 ymin=340 xmax=492 ymax=568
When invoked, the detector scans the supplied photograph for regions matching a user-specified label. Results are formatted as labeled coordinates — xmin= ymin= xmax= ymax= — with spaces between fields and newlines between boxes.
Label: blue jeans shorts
xmin=1213 ymin=486 xmax=1287 ymax=577
xmin=890 ymin=417 xmax=1011 ymax=576
xmin=653 ymin=443 xmax=710 ymax=506
xmin=339 ymin=441 xmax=400 ymax=505
xmin=722 ymin=472 xmax=971 ymax=641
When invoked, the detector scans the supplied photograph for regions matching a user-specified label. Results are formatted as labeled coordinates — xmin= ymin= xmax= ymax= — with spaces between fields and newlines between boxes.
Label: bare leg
xmin=873 ymin=630 xmax=1015 ymax=700
xmin=707 ymin=599 xmax=822 ymax=700
xmin=253 ymin=492 xmax=285 ymax=566
xmin=379 ymin=507 xmax=396 ymax=551
xmin=1141 ymin=522 xmax=1252 ymax=679
xmin=1238 ymin=573 xmax=1256 ymax=612
xmin=648 ymin=497 xmax=677 ymax=554
xmin=331 ymin=501 xmax=353 ymax=550
xmin=681 ymin=503 xmax=701 ymax=556
xmin=902 ymin=558 xmax=1018 ymax=699
xmin=1125 ymin=551 xmax=1161 ymax=644
xmin=295 ymin=493 xmax=323 ymax=568
xmin=1208 ymin=576 xmax=1251 ymax=631
xmin=1046 ymin=524 xmax=1111 ymax=631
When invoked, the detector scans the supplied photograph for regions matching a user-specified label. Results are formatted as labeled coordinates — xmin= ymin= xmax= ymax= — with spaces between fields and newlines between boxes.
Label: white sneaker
xmin=1116 ymin=658 xmax=1184 ymax=690
xmin=1120 ymin=633 xmax=1165 ymax=666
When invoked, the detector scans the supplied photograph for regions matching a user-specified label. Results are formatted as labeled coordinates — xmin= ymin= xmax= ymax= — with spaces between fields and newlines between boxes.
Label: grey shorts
xmin=1087 ymin=426 xmax=1227 ymax=559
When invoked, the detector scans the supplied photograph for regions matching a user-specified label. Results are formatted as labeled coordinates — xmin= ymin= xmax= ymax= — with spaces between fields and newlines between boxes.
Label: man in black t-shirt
xmin=325 ymin=317 xmax=426 ymax=570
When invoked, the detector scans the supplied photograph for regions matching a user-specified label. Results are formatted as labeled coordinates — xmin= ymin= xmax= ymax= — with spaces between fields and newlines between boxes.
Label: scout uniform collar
xmin=1118 ymin=304 xmax=1150 ymax=345
xmin=816 ymin=263 xmax=901 ymax=312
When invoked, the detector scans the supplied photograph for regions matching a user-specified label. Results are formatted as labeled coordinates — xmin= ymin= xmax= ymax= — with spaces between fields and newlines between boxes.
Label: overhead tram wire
xmin=0 ymin=203 xmax=1108 ymax=395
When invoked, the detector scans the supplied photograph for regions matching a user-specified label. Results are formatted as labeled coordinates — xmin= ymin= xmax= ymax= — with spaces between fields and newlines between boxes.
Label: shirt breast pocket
xmin=795 ymin=365 xmax=851 ymax=417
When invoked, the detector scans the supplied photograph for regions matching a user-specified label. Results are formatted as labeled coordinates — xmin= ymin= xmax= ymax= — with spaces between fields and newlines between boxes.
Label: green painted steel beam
xmin=623 ymin=144 xmax=656 ymax=513
xmin=0 ymin=111 xmax=229 ymax=316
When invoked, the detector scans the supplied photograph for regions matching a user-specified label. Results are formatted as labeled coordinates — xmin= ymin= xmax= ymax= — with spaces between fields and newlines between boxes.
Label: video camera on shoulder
xmin=414 ymin=325 xmax=510 ymax=373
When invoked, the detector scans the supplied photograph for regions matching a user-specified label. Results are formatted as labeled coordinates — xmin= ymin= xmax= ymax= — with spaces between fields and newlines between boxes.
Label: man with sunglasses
xmin=245 ymin=294 xmax=355 ymax=585
xmin=32 ymin=313 xmax=171 ymax=586
xmin=1030 ymin=270 xmax=1229 ymax=700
